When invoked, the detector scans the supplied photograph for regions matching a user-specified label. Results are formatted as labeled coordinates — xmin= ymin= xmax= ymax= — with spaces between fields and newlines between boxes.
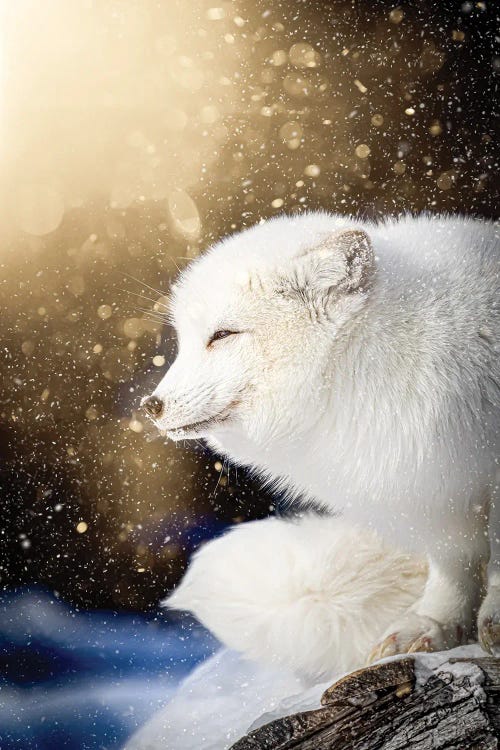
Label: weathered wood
xmin=450 ymin=657 xmax=500 ymax=736
xmin=321 ymin=657 xmax=416 ymax=706
xmin=230 ymin=656 xmax=500 ymax=749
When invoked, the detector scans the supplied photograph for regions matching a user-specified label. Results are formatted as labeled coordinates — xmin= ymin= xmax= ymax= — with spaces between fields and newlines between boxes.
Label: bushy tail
xmin=164 ymin=514 xmax=427 ymax=681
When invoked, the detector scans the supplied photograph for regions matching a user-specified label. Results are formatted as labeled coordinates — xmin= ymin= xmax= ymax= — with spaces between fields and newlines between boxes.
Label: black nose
xmin=143 ymin=395 xmax=164 ymax=418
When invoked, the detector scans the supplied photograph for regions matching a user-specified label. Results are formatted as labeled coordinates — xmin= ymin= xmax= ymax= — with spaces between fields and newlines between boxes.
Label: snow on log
xmin=230 ymin=655 xmax=500 ymax=749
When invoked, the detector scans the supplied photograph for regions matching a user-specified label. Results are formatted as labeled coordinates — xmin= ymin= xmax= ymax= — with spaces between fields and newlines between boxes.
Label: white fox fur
xmin=164 ymin=515 xmax=426 ymax=680
xmin=146 ymin=212 xmax=500 ymax=664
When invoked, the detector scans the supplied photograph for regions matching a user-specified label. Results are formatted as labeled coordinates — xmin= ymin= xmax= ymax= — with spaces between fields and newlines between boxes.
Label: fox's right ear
xmin=283 ymin=228 xmax=374 ymax=302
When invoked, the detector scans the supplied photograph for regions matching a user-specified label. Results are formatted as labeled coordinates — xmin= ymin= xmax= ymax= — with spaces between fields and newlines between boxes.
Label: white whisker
xmin=123 ymin=272 xmax=166 ymax=299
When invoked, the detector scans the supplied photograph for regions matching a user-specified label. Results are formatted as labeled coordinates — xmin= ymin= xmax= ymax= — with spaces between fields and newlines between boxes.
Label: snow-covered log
xmin=230 ymin=654 xmax=500 ymax=749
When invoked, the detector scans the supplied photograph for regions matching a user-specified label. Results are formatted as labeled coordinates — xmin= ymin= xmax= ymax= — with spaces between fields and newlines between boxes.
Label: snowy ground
xmin=0 ymin=590 xmax=217 ymax=749
xmin=124 ymin=648 xmax=308 ymax=750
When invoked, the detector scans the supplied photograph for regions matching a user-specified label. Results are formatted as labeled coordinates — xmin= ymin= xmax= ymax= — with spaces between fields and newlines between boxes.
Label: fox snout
xmin=142 ymin=394 xmax=164 ymax=419
xmin=140 ymin=380 xmax=218 ymax=435
xmin=142 ymin=353 xmax=246 ymax=438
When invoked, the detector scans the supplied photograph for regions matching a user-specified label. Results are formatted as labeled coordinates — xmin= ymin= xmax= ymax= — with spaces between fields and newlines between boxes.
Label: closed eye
xmin=207 ymin=329 xmax=240 ymax=347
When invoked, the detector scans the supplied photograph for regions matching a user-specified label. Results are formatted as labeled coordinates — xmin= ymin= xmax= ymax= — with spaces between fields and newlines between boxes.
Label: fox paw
xmin=478 ymin=586 xmax=500 ymax=655
xmin=367 ymin=613 xmax=460 ymax=665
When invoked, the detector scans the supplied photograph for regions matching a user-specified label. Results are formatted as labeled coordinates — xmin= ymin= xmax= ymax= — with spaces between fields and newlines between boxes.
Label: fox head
xmin=142 ymin=213 xmax=374 ymax=450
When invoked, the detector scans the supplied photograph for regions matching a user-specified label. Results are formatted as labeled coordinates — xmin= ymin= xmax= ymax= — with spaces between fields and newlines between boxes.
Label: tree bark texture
xmin=230 ymin=655 xmax=500 ymax=749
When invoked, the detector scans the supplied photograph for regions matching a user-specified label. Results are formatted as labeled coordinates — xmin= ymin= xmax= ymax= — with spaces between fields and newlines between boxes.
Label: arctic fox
xmin=144 ymin=213 xmax=499 ymax=665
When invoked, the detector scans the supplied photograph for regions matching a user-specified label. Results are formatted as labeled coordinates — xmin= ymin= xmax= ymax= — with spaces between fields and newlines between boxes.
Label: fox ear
xmin=278 ymin=228 xmax=374 ymax=305
xmin=300 ymin=228 xmax=374 ymax=296
xmin=331 ymin=229 xmax=374 ymax=292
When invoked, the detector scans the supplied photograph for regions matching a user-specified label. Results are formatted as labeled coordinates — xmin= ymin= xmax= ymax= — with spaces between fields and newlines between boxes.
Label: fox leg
xmin=368 ymin=506 xmax=489 ymax=663
xmin=478 ymin=492 xmax=500 ymax=654
xmin=479 ymin=573 xmax=500 ymax=654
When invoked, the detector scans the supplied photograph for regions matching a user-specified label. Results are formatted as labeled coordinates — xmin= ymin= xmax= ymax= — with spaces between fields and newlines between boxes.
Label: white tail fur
xmin=164 ymin=515 xmax=427 ymax=681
